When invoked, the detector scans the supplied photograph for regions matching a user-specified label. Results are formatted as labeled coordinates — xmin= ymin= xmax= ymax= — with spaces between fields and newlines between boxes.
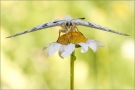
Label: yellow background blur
xmin=1 ymin=1 xmax=134 ymax=89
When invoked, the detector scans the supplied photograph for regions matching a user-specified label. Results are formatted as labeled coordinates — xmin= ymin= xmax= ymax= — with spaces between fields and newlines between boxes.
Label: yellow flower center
xmin=57 ymin=32 xmax=87 ymax=45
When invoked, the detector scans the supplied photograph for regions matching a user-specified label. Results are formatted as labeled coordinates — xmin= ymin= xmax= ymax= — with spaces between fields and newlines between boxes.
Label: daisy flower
xmin=41 ymin=32 xmax=104 ymax=58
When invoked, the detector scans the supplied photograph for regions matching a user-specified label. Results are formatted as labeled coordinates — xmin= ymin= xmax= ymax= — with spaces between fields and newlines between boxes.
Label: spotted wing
xmin=6 ymin=20 xmax=66 ymax=38
xmin=72 ymin=19 xmax=129 ymax=36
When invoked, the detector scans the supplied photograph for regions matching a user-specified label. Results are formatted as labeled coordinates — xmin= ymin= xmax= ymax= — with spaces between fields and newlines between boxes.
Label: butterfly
xmin=6 ymin=15 xmax=129 ymax=38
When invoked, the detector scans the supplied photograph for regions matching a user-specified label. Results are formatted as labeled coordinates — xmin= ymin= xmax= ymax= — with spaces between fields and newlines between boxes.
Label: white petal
xmin=41 ymin=42 xmax=56 ymax=55
xmin=59 ymin=45 xmax=66 ymax=54
xmin=58 ymin=45 xmax=66 ymax=59
xmin=87 ymin=39 xmax=97 ymax=52
xmin=95 ymin=40 xmax=104 ymax=47
xmin=61 ymin=43 xmax=75 ymax=58
xmin=78 ymin=43 xmax=88 ymax=53
xmin=48 ymin=43 xmax=61 ymax=57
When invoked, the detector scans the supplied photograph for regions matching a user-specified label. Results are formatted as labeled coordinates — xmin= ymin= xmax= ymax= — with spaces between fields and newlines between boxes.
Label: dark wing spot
xmin=66 ymin=22 xmax=68 ymax=26
xmin=88 ymin=22 xmax=94 ymax=26
xmin=42 ymin=24 xmax=48 ymax=27
xmin=108 ymin=30 xmax=112 ymax=32
xmin=23 ymin=31 xmax=28 ymax=33
xmin=32 ymin=27 xmax=37 ymax=30
xmin=88 ymin=22 xmax=91 ymax=25
xmin=53 ymin=21 xmax=59 ymax=23
xmin=70 ymin=22 xmax=72 ymax=26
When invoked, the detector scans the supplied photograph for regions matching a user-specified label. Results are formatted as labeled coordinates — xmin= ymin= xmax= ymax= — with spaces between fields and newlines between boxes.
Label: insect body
xmin=6 ymin=15 xmax=129 ymax=38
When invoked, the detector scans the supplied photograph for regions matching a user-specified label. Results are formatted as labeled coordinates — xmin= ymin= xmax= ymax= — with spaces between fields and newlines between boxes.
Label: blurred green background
xmin=1 ymin=1 xmax=134 ymax=89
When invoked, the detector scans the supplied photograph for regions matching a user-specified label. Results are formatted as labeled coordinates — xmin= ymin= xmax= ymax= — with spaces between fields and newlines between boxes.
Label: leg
xmin=57 ymin=29 xmax=70 ymax=43
xmin=75 ymin=27 xmax=83 ymax=35
xmin=57 ymin=29 xmax=68 ymax=42
xmin=58 ymin=29 xmax=66 ymax=38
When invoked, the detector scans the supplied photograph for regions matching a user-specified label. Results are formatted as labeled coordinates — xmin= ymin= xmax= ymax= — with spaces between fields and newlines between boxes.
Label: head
xmin=64 ymin=15 xmax=73 ymax=29
xmin=63 ymin=15 xmax=85 ymax=29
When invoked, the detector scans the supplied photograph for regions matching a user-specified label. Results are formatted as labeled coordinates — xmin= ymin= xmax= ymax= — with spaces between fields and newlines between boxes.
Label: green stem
xmin=70 ymin=50 xmax=76 ymax=90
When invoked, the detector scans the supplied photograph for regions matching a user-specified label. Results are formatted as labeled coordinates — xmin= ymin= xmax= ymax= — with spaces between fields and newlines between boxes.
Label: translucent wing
xmin=72 ymin=19 xmax=129 ymax=36
xmin=6 ymin=20 xmax=66 ymax=38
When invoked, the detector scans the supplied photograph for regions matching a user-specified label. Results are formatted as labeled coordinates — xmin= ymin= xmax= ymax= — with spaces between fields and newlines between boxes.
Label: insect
xmin=6 ymin=15 xmax=129 ymax=38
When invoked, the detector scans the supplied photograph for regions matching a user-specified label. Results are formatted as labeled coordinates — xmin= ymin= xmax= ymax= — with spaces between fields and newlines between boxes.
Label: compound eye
xmin=70 ymin=22 xmax=72 ymax=26
xmin=66 ymin=22 xmax=68 ymax=26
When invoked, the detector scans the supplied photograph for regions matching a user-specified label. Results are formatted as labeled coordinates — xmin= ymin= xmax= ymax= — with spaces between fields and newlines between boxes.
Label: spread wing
xmin=6 ymin=20 xmax=66 ymax=38
xmin=72 ymin=19 xmax=129 ymax=36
